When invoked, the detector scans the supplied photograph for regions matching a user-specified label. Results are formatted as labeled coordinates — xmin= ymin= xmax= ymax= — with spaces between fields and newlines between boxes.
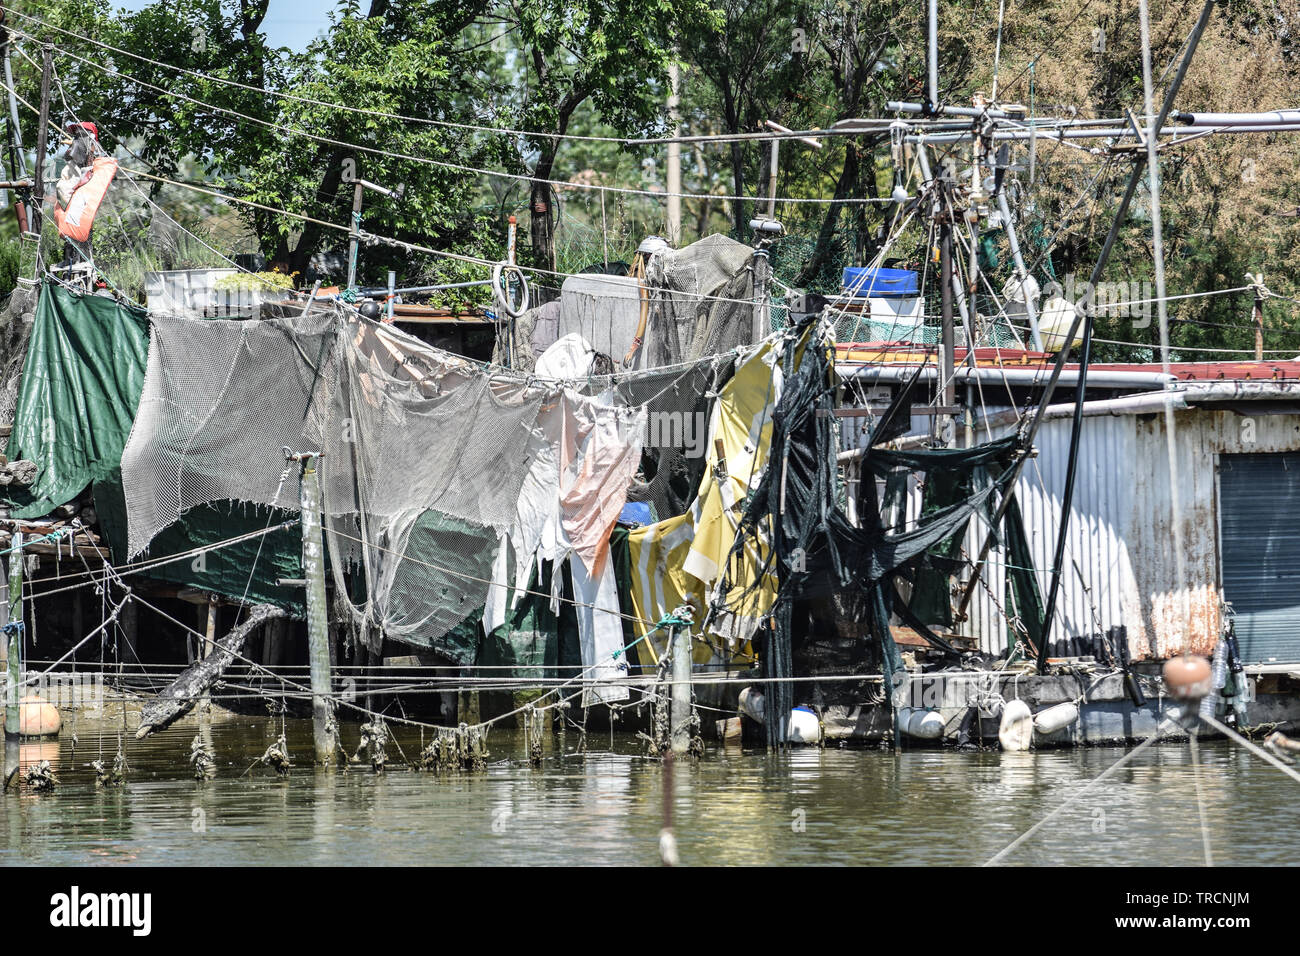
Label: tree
xmin=15 ymin=0 xmax=508 ymax=285
xmin=494 ymin=0 xmax=721 ymax=270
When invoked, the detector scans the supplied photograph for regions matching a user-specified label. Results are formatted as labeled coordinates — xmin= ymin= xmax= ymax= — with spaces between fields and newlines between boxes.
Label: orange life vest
xmin=54 ymin=156 xmax=117 ymax=243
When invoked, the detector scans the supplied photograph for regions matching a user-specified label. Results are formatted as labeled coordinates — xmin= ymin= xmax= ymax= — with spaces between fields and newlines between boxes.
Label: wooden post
xmin=198 ymin=593 xmax=217 ymax=720
xmin=120 ymin=599 xmax=138 ymax=666
xmin=346 ymin=182 xmax=363 ymax=291
xmin=458 ymin=668 xmax=480 ymax=726
xmin=262 ymin=617 xmax=285 ymax=667
xmin=1252 ymin=275 xmax=1265 ymax=362
xmin=29 ymin=46 xmax=51 ymax=244
xmin=298 ymin=456 xmax=335 ymax=766
xmin=4 ymin=532 xmax=21 ymax=738
xmin=669 ymin=614 xmax=692 ymax=754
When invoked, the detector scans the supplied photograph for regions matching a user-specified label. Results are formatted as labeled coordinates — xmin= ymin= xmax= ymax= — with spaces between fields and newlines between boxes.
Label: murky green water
xmin=0 ymin=716 xmax=1296 ymax=865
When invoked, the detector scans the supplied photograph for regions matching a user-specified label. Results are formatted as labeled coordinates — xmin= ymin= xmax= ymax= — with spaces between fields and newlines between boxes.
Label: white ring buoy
xmin=492 ymin=261 xmax=530 ymax=318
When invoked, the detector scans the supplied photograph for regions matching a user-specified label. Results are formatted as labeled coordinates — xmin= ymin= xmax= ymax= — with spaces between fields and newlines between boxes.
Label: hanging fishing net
xmin=643 ymin=233 xmax=758 ymax=368
xmin=117 ymin=299 xmax=760 ymax=709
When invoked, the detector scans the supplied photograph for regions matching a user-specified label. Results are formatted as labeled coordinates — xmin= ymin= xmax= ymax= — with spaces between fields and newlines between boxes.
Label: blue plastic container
xmin=841 ymin=267 xmax=919 ymax=298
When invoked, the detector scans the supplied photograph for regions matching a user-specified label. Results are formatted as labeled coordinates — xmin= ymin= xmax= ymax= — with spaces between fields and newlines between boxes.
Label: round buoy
xmin=18 ymin=694 xmax=61 ymax=738
xmin=1162 ymin=655 xmax=1212 ymax=701
xmin=998 ymin=698 xmax=1034 ymax=751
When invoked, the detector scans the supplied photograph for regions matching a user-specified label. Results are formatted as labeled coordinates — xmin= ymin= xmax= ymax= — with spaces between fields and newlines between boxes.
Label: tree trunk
xmin=529 ymin=150 xmax=557 ymax=275
xmin=795 ymin=142 xmax=859 ymax=287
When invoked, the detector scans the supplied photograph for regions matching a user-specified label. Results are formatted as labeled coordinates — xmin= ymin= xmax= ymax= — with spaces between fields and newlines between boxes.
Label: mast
xmin=955 ymin=0 xmax=1221 ymax=634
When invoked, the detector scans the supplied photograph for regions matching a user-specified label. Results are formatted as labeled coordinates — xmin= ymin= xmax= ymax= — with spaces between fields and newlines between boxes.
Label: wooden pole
xmin=346 ymin=182 xmax=363 ymax=291
xmin=669 ymin=615 xmax=692 ymax=754
xmin=458 ymin=668 xmax=480 ymax=726
xmin=665 ymin=61 xmax=681 ymax=246
xmin=120 ymin=599 xmax=138 ymax=666
xmin=298 ymin=456 xmax=335 ymax=766
xmin=1253 ymin=276 xmax=1265 ymax=361
xmin=4 ymin=533 xmax=21 ymax=738
xmin=199 ymin=593 xmax=217 ymax=720
xmin=1 ymin=21 xmax=29 ymax=237
xmin=939 ymin=187 xmax=955 ymax=447
xmin=29 ymin=45 xmax=51 ymax=245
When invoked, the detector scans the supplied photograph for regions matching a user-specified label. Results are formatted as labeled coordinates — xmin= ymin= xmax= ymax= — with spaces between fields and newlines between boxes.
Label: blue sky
xmin=115 ymin=1 xmax=333 ymax=52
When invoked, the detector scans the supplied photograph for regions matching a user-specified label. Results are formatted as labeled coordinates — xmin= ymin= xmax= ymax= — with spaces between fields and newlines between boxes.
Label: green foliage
xmin=0 ymin=240 xmax=19 ymax=299
xmin=6 ymin=0 xmax=1300 ymax=360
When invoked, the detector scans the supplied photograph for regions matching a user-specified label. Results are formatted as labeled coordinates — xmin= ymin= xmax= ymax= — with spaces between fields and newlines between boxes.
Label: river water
xmin=1 ymin=715 xmax=1296 ymax=866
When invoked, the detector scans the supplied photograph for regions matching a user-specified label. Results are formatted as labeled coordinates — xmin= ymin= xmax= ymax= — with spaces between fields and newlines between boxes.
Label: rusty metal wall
xmin=965 ymin=409 xmax=1300 ymax=661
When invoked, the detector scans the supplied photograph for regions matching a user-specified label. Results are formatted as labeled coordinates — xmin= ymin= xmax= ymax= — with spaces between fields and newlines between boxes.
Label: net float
xmin=1163 ymin=655 xmax=1213 ymax=701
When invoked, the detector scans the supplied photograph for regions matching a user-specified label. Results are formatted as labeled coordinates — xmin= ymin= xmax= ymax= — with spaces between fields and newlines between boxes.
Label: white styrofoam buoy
xmin=736 ymin=689 xmax=821 ymax=745
xmin=1038 ymin=295 xmax=1083 ymax=352
xmin=737 ymin=686 xmax=765 ymax=724
xmin=998 ymin=698 xmax=1033 ymax=751
xmin=787 ymin=707 xmax=821 ymax=745
xmin=1033 ymin=701 xmax=1080 ymax=735
xmin=898 ymin=707 xmax=945 ymax=740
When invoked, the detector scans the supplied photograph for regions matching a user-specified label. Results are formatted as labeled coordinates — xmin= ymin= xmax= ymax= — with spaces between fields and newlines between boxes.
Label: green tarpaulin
xmin=3 ymin=281 xmax=304 ymax=613
xmin=6 ymin=281 xmax=148 ymax=518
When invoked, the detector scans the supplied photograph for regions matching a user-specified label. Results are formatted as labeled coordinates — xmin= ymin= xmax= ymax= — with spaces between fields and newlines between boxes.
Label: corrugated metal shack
xmin=842 ymin=354 xmax=1300 ymax=668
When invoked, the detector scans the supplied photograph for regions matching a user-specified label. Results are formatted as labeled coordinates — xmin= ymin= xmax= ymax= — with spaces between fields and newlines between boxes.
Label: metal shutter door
xmin=1220 ymin=452 xmax=1300 ymax=663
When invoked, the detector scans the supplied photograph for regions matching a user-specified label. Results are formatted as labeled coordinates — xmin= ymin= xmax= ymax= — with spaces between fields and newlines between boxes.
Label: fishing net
xmin=0 ymin=285 xmax=39 ymax=427
xmin=641 ymin=234 xmax=758 ymax=368
xmin=119 ymin=303 xmax=741 ymax=691
xmin=715 ymin=314 xmax=1027 ymax=746
xmin=579 ymin=356 xmax=735 ymax=522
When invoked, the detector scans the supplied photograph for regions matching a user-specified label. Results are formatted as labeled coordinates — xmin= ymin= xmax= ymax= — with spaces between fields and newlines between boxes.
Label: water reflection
xmin=0 ymin=716 xmax=1295 ymax=866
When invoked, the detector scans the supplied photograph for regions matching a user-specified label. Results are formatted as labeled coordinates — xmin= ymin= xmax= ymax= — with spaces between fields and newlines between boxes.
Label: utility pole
xmin=665 ymin=61 xmax=681 ymax=246
xmin=292 ymin=451 xmax=335 ymax=766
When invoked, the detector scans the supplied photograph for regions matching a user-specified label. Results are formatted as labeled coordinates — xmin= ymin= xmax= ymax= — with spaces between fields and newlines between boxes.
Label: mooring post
xmin=0 ymin=537 xmax=18 ymax=788
xmin=669 ymin=607 xmax=693 ymax=754
xmin=4 ymin=532 xmax=22 ymax=740
xmin=198 ymin=593 xmax=217 ymax=723
xmin=458 ymin=669 xmax=480 ymax=726
xmin=296 ymin=453 xmax=335 ymax=766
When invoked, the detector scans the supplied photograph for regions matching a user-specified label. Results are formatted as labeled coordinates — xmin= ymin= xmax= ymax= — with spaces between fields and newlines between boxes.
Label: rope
xmin=983 ymin=717 xmax=1171 ymax=865
xmin=14 ymin=30 xmax=889 ymax=208
xmin=0 ymin=6 xmax=921 ymax=149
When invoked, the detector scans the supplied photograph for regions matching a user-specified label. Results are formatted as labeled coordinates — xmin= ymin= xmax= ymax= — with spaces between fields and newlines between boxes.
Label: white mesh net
xmin=119 ymin=305 xmax=733 ymax=696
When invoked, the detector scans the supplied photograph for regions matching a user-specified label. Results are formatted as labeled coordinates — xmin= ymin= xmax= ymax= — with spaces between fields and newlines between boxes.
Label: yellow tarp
xmin=627 ymin=328 xmax=812 ymax=665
